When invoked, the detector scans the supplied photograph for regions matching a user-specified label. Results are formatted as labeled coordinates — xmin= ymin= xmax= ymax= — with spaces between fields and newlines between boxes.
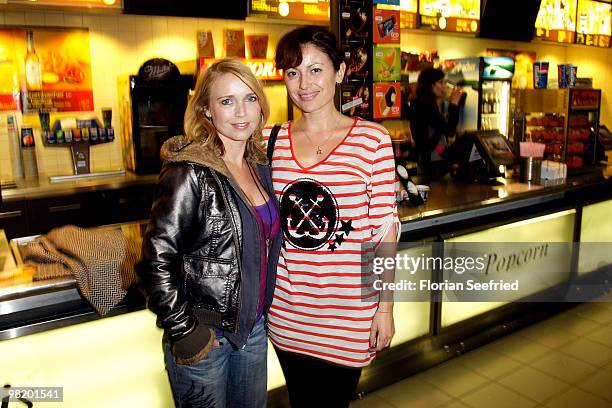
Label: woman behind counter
xmin=136 ymin=58 xmax=281 ymax=408
xmin=409 ymin=67 xmax=463 ymax=176
xmin=264 ymin=26 xmax=399 ymax=408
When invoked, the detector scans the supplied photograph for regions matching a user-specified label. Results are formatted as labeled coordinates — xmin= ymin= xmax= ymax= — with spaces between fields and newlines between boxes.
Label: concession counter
xmin=1 ymin=167 xmax=612 ymax=407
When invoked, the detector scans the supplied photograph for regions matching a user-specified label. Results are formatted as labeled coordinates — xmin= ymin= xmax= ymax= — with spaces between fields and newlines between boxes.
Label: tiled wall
xmin=0 ymin=10 xmax=295 ymax=181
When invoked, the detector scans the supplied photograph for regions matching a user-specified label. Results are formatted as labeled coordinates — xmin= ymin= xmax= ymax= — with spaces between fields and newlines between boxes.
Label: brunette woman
xmin=264 ymin=26 xmax=399 ymax=408
xmin=409 ymin=67 xmax=463 ymax=176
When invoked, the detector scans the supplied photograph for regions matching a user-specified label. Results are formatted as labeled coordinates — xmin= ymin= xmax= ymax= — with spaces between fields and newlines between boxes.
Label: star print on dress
xmin=339 ymin=220 xmax=355 ymax=235
xmin=335 ymin=233 xmax=346 ymax=245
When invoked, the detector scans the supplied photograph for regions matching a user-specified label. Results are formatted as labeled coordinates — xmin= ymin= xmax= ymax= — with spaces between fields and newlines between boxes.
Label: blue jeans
xmin=163 ymin=319 xmax=268 ymax=408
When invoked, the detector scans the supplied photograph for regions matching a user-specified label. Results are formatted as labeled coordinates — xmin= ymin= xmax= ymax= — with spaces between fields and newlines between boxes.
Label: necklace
xmin=300 ymin=127 xmax=337 ymax=156
xmin=246 ymin=163 xmax=273 ymax=251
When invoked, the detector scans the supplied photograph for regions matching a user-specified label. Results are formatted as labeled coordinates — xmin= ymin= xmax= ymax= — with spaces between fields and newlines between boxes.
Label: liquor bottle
xmin=482 ymin=93 xmax=490 ymax=114
xmin=25 ymin=30 xmax=42 ymax=91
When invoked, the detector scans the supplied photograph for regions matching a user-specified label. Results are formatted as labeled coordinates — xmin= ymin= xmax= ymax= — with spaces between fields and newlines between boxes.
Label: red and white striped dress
xmin=263 ymin=117 xmax=399 ymax=367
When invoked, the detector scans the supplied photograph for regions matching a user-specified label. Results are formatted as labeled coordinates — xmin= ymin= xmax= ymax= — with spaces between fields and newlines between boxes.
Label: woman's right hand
xmin=449 ymin=87 xmax=463 ymax=106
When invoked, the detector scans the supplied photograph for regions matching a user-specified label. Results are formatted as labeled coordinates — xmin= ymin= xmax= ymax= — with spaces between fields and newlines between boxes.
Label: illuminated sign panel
xmin=419 ymin=0 xmax=480 ymax=33
xmin=576 ymin=0 xmax=611 ymax=47
xmin=249 ymin=0 xmax=330 ymax=23
xmin=399 ymin=0 xmax=418 ymax=29
xmin=535 ymin=0 xmax=578 ymax=43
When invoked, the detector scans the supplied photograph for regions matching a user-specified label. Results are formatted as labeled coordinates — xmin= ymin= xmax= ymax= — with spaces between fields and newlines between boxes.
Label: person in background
xmin=136 ymin=58 xmax=281 ymax=408
xmin=263 ymin=26 xmax=399 ymax=408
xmin=408 ymin=67 xmax=463 ymax=177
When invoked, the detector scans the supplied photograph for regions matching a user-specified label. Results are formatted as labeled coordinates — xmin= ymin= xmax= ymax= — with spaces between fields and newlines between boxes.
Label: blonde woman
xmin=137 ymin=58 xmax=281 ymax=408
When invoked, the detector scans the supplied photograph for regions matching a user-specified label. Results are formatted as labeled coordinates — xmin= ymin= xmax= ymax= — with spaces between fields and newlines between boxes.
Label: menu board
xmin=249 ymin=0 xmax=329 ymax=23
xmin=419 ymin=0 xmax=480 ymax=33
xmin=0 ymin=27 xmax=93 ymax=112
xmin=535 ymin=0 xmax=577 ymax=43
xmin=576 ymin=0 xmax=611 ymax=47
xmin=399 ymin=0 xmax=418 ymax=29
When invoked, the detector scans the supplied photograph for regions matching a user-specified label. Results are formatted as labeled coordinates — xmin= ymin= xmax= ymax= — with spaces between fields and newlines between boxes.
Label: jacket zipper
xmin=211 ymin=170 xmax=244 ymax=334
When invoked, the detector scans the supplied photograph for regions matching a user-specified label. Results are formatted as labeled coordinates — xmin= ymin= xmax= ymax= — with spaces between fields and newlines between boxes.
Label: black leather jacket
xmin=136 ymin=135 xmax=280 ymax=346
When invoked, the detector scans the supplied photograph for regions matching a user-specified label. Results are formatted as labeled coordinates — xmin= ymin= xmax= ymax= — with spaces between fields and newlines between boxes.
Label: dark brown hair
xmin=275 ymin=26 xmax=344 ymax=71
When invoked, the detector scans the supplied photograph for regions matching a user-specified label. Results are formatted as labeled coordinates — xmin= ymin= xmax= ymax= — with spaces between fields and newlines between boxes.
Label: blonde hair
xmin=184 ymin=58 xmax=270 ymax=160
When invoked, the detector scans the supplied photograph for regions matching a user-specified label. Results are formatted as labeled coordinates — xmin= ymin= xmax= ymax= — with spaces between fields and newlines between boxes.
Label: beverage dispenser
xmin=118 ymin=58 xmax=193 ymax=174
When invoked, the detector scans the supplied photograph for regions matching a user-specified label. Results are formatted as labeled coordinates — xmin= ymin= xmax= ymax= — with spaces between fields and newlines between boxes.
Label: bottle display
xmin=25 ymin=30 xmax=43 ymax=91
xmin=7 ymin=115 xmax=24 ymax=179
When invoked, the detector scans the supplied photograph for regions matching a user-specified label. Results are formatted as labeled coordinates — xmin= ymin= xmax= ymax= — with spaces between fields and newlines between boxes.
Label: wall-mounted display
xmin=373 ymin=82 xmax=400 ymax=119
xmin=576 ymin=0 xmax=611 ymax=47
xmin=224 ymin=29 xmax=246 ymax=58
xmin=0 ymin=27 xmax=93 ymax=112
xmin=246 ymin=34 xmax=269 ymax=59
xmin=344 ymin=42 xmax=371 ymax=82
xmin=419 ymin=0 xmax=480 ymax=33
xmin=341 ymin=81 xmax=372 ymax=118
xmin=399 ymin=0 xmax=418 ymax=29
xmin=341 ymin=2 xmax=371 ymax=42
xmin=196 ymin=31 xmax=215 ymax=59
xmin=373 ymin=6 xmax=400 ymax=43
xmin=373 ymin=45 xmax=400 ymax=81
xmin=249 ymin=0 xmax=330 ymax=23
xmin=535 ymin=0 xmax=577 ymax=43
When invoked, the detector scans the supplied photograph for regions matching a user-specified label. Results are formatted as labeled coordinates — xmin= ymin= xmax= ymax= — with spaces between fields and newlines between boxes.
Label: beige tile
xmin=98 ymin=15 xmax=119 ymax=32
xmin=439 ymin=401 xmax=470 ymax=408
xmin=420 ymin=360 xmax=490 ymax=398
xmin=569 ymin=303 xmax=612 ymax=325
xmin=376 ymin=376 xmax=452 ymax=408
xmin=461 ymin=383 xmax=537 ymax=408
xmin=351 ymin=394 xmax=394 ymax=408
xmin=576 ymin=369 xmax=612 ymax=401
xmin=585 ymin=326 xmax=612 ymax=348
xmin=4 ymin=11 xmax=25 ymax=25
xmin=543 ymin=313 xmax=602 ymax=337
xmin=25 ymin=11 xmax=45 ymax=26
xmin=44 ymin=12 xmax=65 ymax=27
xmin=530 ymin=350 xmax=598 ymax=384
xmin=489 ymin=335 xmax=552 ymax=364
xmin=63 ymin=13 xmax=83 ymax=28
xmin=557 ymin=337 xmax=612 ymax=367
xmin=517 ymin=322 xmax=579 ymax=348
xmin=497 ymin=366 xmax=569 ymax=403
xmin=544 ymin=387 xmax=610 ymax=408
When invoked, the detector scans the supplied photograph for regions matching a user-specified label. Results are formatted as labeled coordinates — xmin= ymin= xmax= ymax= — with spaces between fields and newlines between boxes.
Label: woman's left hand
xmin=369 ymin=309 xmax=395 ymax=352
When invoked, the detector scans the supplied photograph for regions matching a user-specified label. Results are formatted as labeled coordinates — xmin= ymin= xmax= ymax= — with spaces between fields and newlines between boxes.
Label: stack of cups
xmin=558 ymin=64 xmax=577 ymax=88
xmin=533 ymin=62 xmax=549 ymax=89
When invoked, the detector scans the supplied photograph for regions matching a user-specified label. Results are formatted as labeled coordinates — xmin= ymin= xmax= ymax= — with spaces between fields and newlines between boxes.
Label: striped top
xmin=263 ymin=117 xmax=399 ymax=367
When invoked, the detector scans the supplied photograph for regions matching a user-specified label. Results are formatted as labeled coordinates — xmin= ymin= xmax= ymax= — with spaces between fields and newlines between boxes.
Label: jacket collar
xmin=160 ymin=134 xmax=267 ymax=178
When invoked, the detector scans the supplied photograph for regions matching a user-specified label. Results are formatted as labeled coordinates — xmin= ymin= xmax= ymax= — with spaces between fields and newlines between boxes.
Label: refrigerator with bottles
xmin=444 ymin=56 xmax=515 ymax=137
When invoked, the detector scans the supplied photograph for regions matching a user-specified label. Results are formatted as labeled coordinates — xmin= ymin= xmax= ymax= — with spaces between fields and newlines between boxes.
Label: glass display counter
xmin=515 ymin=88 xmax=602 ymax=172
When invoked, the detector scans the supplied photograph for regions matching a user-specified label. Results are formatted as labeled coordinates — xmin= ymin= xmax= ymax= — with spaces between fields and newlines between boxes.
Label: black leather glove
xmin=171 ymin=323 xmax=216 ymax=365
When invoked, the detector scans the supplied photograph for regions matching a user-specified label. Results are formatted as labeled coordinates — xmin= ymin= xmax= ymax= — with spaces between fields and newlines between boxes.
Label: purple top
xmin=253 ymin=197 xmax=280 ymax=319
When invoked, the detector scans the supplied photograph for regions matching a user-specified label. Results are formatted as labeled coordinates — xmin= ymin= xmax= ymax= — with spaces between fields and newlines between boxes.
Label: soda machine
xmin=445 ymin=56 xmax=515 ymax=137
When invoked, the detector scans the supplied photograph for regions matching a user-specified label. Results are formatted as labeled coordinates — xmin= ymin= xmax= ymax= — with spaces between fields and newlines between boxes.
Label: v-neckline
xmin=288 ymin=117 xmax=358 ymax=171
